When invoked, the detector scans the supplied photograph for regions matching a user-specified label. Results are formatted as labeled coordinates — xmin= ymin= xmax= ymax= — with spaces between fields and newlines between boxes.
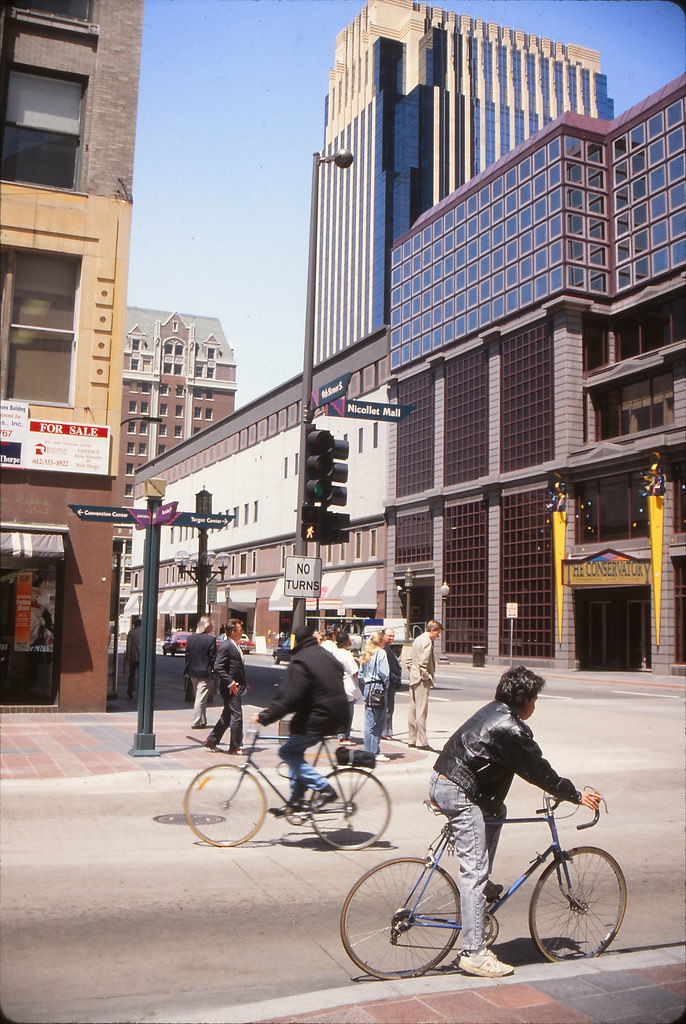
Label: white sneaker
xmin=375 ymin=753 xmax=391 ymax=762
xmin=458 ymin=949 xmax=514 ymax=978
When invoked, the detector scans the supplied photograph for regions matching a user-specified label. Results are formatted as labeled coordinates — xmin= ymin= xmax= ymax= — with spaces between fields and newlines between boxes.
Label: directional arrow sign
xmin=68 ymin=503 xmax=144 ymax=525
xmin=170 ymin=512 xmax=233 ymax=530
xmin=325 ymin=398 xmax=414 ymax=421
xmin=153 ymin=501 xmax=179 ymax=526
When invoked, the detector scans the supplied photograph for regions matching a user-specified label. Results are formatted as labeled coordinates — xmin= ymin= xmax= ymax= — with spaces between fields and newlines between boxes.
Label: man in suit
xmin=185 ymin=616 xmax=216 ymax=729
xmin=205 ymin=618 xmax=247 ymax=754
xmin=408 ymin=620 xmax=442 ymax=750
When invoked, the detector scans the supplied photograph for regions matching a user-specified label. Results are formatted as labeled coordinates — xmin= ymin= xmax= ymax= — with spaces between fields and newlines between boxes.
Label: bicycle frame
xmin=405 ymin=796 xmax=591 ymax=931
xmin=230 ymin=729 xmax=343 ymax=811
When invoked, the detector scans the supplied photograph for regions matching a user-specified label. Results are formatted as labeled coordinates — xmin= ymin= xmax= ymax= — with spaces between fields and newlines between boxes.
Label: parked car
xmin=272 ymin=637 xmax=292 ymax=664
xmin=162 ymin=630 xmax=193 ymax=656
xmin=237 ymin=634 xmax=255 ymax=655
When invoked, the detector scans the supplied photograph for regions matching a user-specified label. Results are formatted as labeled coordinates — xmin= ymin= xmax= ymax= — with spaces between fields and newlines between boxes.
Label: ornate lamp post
xmin=404 ymin=567 xmax=414 ymax=639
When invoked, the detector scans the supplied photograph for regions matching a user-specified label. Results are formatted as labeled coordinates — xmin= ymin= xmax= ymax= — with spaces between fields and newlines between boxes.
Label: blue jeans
xmin=363 ymin=684 xmax=385 ymax=754
xmin=429 ymin=770 xmax=505 ymax=954
xmin=279 ymin=734 xmax=328 ymax=800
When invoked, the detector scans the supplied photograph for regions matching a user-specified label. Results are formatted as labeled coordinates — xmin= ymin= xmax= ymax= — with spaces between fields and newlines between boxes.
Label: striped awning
xmin=0 ymin=531 xmax=65 ymax=560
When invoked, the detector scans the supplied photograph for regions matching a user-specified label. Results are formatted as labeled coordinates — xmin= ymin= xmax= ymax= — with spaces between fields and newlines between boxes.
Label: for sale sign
xmin=26 ymin=419 xmax=110 ymax=475
xmin=0 ymin=399 xmax=29 ymax=466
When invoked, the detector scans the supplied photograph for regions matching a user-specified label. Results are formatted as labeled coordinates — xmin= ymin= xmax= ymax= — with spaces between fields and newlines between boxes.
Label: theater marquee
xmin=563 ymin=549 xmax=651 ymax=587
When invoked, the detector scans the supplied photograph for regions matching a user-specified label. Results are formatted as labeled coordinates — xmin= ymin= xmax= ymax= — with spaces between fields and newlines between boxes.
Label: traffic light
xmin=300 ymin=506 xmax=350 ymax=545
xmin=305 ymin=427 xmax=349 ymax=507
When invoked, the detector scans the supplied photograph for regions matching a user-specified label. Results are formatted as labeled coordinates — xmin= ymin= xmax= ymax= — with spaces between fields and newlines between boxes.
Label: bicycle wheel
xmin=340 ymin=857 xmax=461 ymax=979
xmin=529 ymin=846 xmax=627 ymax=961
xmin=310 ymin=768 xmax=391 ymax=851
xmin=184 ymin=764 xmax=266 ymax=846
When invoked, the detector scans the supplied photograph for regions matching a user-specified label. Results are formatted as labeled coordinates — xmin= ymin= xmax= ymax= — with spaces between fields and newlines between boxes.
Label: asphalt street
xmin=1 ymin=655 xmax=684 ymax=1023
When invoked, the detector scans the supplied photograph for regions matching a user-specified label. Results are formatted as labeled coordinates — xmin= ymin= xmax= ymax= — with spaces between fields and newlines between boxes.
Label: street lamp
xmin=292 ymin=148 xmax=353 ymax=631
xmin=404 ymin=567 xmax=414 ymax=638
xmin=175 ymin=489 xmax=230 ymax=618
xmin=440 ymin=581 xmax=449 ymax=623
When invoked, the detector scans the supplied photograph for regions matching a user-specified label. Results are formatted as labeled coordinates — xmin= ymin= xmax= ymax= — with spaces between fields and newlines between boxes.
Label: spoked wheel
xmin=340 ymin=857 xmax=461 ymax=979
xmin=529 ymin=846 xmax=627 ymax=961
xmin=184 ymin=764 xmax=266 ymax=846
xmin=310 ymin=768 xmax=391 ymax=851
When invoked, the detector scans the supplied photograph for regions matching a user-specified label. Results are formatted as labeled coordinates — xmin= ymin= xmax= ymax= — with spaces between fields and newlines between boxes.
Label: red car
xmin=237 ymin=635 xmax=255 ymax=655
xmin=162 ymin=630 xmax=193 ymax=656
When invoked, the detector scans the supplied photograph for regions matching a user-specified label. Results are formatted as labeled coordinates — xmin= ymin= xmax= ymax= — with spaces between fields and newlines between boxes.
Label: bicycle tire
xmin=184 ymin=764 xmax=266 ymax=847
xmin=529 ymin=845 xmax=627 ymax=961
xmin=340 ymin=857 xmax=461 ymax=979
xmin=309 ymin=767 xmax=391 ymax=851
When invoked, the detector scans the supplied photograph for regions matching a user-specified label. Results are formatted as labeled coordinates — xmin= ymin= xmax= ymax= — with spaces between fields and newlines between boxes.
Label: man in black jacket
xmin=430 ymin=665 xmax=601 ymax=980
xmin=205 ymin=619 xmax=247 ymax=754
xmin=185 ymin=616 xmax=216 ymax=729
xmin=255 ymin=625 xmax=347 ymax=813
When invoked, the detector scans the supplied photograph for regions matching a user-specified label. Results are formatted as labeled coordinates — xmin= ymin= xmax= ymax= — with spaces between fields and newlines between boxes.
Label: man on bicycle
xmin=254 ymin=625 xmax=348 ymax=813
xmin=430 ymin=665 xmax=601 ymax=979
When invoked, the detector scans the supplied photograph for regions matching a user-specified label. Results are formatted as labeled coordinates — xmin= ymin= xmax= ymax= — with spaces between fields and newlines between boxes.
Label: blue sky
xmin=127 ymin=0 xmax=685 ymax=407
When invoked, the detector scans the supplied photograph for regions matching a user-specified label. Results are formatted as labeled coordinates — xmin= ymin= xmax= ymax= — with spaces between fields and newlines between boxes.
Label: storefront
xmin=0 ymin=530 xmax=65 ymax=706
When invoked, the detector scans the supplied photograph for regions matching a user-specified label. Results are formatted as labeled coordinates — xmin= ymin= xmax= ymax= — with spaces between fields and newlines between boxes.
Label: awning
xmin=0 ymin=531 xmax=65 ymax=560
xmin=318 ymin=570 xmax=346 ymax=609
xmin=268 ymin=577 xmax=290 ymax=612
xmin=226 ymin=585 xmax=256 ymax=610
xmin=157 ymin=590 xmax=178 ymax=613
xmin=340 ymin=568 xmax=378 ymax=610
xmin=169 ymin=588 xmax=198 ymax=614
xmin=122 ymin=594 xmax=140 ymax=616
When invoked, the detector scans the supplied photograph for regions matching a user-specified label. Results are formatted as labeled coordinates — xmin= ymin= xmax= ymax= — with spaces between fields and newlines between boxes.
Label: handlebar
xmin=536 ymin=791 xmax=606 ymax=829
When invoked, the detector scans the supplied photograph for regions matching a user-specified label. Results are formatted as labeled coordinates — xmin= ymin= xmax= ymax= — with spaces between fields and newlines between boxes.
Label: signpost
xmin=310 ymin=372 xmax=351 ymax=411
xmin=68 ymin=498 xmax=233 ymax=756
xmin=506 ymin=602 xmax=518 ymax=667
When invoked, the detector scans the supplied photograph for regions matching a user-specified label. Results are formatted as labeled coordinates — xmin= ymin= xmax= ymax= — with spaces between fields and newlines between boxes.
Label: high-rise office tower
xmin=315 ymin=0 xmax=614 ymax=363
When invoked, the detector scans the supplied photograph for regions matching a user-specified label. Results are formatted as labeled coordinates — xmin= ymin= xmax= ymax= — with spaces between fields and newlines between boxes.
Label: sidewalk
xmin=221 ymin=947 xmax=685 ymax=1024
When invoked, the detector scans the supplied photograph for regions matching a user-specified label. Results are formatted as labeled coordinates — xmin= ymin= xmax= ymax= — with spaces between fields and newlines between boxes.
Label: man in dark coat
xmin=185 ymin=616 xmax=216 ymax=728
xmin=205 ymin=618 xmax=247 ymax=754
xmin=255 ymin=625 xmax=347 ymax=812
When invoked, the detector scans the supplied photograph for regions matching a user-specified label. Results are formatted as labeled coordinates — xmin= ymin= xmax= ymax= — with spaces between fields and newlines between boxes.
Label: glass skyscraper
xmin=315 ymin=0 xmax=614 ymax=364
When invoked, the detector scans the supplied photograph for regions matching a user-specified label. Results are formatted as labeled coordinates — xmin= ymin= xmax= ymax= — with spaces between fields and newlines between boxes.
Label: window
xmin=396 ymin=371 xmax=434 ymax=497
xmin=444 ymin=350 xmax=488 ymax=484
xmin=444 ymin=501 xmax=487 ymax=654
xmin=501 ymin=324 xmax=553 ymax=471
xmin=395 ymin=511 xmax=432 ymax=563
xmin=370 ymin=529 xmax=377 ymax=558
xmin=13 ymin=1 xmax=90 ymax=16
xmin=594 ymin=373 xmax=674 ymax=439
xmin=501 ymin=490 xmax=553 ymax=659
xmin=2 ymin=71 xmax=82 ymax=188
xmin=576 ymin=474 xmax=649 ymax=541
xmin=582 ymin=318 xmax=609 ymax=372
xmin=4 ymin=251 xmax=78 ymax=404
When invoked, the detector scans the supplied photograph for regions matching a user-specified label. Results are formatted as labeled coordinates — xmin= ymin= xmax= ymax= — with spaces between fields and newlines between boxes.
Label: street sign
xmin=506 ymin=603 xmax=519 ymax=618
xmin=170 ymin=511 xmax=233 ymax=529
xmin=153 ymin=501 xmax=179 ymax=526
xmin=325 ymin=397 xmax=414 ymax=421
xmin=69 ymin=504 xmax=232 ymax=530
xmin=311 ymin=372 xmax=352 ymax=410
xmin=284 ymin=555 xmax=322 ymax=599
xmin=68 ymin=504 xmax=143 ymax=525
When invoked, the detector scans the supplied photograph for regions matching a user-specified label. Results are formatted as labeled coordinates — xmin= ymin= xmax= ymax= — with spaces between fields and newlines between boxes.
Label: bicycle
xmin=340 ymin=793 xmax=627 ymax=979
xmin=184 ymin=729 xmax=391 ymax=851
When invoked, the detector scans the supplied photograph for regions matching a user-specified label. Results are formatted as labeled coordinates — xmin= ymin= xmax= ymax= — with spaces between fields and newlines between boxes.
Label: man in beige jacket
xmin=408 ymin=620 xmax=442 ymax=749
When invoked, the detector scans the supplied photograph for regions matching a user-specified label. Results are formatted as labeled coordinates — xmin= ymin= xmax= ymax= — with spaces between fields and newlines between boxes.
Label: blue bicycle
xmin=340 ymin=794 xmax=627 ymax=978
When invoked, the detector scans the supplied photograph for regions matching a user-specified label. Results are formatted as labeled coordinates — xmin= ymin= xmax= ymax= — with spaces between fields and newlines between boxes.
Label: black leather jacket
xmin=433 ymin=700 xmax=581 ymax=812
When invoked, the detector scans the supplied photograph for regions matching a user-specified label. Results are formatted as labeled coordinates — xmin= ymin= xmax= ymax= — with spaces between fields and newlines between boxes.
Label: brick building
xmin=0 ymin=0 xmax=144 ymax=709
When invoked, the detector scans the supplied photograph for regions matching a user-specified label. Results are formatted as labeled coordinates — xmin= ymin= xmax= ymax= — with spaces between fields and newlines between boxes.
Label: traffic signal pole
xmin=293 ymin=149 xmax=353 ymax=630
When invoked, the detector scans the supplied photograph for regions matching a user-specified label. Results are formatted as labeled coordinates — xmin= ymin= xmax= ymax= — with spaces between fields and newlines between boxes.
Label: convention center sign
xmin=562 ymin=549 xmax=651 ymax=587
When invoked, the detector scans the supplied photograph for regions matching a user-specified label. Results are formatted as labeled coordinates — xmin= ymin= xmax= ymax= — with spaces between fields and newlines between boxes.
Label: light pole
xmin=440 ymin=581 xmax=450 ymax=660
xmin=175 ymin=490 xmax=229 ymax=621
xmin=404 ymin=567 xmax=414 ymax=640
xmin=292 ymin=148 xmax=353 ymax=631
